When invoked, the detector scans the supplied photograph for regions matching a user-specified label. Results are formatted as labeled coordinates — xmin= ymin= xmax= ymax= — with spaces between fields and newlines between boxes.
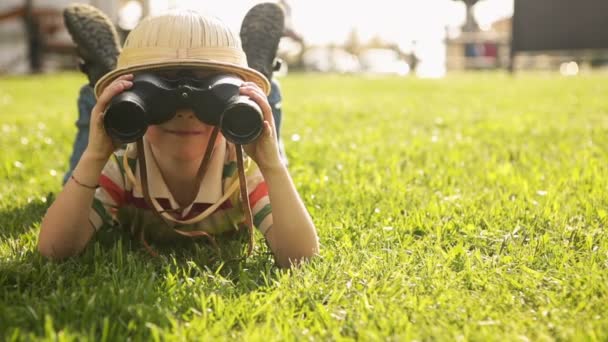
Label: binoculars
xmin=103 ymin=73 xmax=264 ymax=145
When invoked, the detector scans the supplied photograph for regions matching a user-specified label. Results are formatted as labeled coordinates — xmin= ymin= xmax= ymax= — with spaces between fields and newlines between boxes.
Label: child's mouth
xmin=163 ymin=128 xmax=204 ymax=136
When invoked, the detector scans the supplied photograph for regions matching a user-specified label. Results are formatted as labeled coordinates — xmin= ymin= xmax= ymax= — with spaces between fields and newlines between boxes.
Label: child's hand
xmin=240 ymin=82 xmax=283 ymax=171
xmin=84 ymin=74 xmax=134 ymax=161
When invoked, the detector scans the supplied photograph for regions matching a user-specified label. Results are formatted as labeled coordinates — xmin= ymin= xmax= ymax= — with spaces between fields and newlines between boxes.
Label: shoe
xmin=239 ymin=3 xmax=284 ymax=82
xmin=63 ymin=4 xmax=121 ymax=87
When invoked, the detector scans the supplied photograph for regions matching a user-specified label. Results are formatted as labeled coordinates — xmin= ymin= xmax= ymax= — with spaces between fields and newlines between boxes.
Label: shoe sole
xmin=63 ymin=4 xmax=121 ymax=84
xmin=240 ymin=3 xmax=285 ymax=81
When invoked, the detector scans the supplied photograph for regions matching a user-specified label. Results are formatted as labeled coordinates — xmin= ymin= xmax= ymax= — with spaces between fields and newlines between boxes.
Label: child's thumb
xmin=264 ymin=121 xmax=273 ymax=139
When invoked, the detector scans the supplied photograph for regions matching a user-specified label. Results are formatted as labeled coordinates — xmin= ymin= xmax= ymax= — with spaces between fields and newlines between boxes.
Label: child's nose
xmin=175 ymin=109 xmax=196 ymax=120
xmin=176 ymin=114 xmax=195 ymax=119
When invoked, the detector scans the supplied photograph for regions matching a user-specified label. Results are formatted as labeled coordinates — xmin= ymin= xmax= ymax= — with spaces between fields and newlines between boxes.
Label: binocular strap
xmin=133 ymin=130 xmax=255 ymax=257
xmin=236 ymin=145 xmax=255 ymax=256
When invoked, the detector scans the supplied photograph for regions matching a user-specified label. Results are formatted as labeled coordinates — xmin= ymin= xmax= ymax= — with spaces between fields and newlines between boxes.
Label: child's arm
xmin=38 ymin=153 xmax=107 ymax=259
xmin=240 ymin=83 xmax=319 ymax=267
xmin=260 ymin=163 xmax=319 ymax=267
xmin=38 ymin=75 xmax=134 ymax=260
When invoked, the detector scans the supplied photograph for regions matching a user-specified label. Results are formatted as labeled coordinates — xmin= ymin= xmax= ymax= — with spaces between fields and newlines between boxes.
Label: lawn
xmin=0 ymin=72 xmax=607 ymax=341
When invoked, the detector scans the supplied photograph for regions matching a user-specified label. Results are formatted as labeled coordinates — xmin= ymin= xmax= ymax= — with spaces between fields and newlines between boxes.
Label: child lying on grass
xmin=38 ymin=9 xmax=318 ymax=268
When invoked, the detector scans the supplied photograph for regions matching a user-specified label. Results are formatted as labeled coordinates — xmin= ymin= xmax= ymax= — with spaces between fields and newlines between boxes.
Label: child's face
xmin=146 ymin=108 xmax=222 ymax=161
xmin=144 ymin=68 xmax=223 ymax=161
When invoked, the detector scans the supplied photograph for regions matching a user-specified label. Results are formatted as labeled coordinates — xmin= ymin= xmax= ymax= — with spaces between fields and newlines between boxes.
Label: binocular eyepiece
xmin=103 ymin=73 xmax=264 ymax=145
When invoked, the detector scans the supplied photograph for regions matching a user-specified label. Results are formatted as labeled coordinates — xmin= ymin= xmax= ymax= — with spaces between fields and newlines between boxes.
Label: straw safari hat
xmin=94 ymin=9 xmax=270 ymax=97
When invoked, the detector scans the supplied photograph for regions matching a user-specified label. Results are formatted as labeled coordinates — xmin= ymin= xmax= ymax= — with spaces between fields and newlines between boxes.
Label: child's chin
xmin=171 ymin=149 xmax=206 ymax=160
xmin=157 ymin=141 xmax=204 ymax=159
xmin=167 ymin=135 xmax=207 ymax=147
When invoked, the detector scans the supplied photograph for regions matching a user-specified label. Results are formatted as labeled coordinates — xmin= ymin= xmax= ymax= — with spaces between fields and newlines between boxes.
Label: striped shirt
xmin=89 ymin=136 xmax=272 ymax=243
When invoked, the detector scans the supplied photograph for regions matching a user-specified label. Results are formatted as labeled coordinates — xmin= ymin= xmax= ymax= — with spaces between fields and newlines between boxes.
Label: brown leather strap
xmin=189 ymin=126 xmax=220 ymax=207
xmin=136 ymin=138 xmax=162 ymax=256
xmin=135 ymin=130 xmax=253 ymax=259
xmin=236 ymin=144 xmax=254 ymax=256
xmin=137 ymin=126 xmax=219 ymax=211
xmin=136 ymin=133 xmax=219 ymax=256
xmin=136 ymin=139 xmax=151 ymax=210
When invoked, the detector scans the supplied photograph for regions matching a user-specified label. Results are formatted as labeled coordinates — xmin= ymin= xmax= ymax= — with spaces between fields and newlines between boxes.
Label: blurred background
xmin=1 ymin=0 xmax=608 ymax=78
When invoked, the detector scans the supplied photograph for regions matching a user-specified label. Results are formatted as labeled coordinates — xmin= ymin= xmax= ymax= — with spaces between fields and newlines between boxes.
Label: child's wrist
xmin=259 ymin=162 xmax=287 ymax=176
xmin=81 ymin=148 xmax=111 ymax=164
xmin=80 ymin=149 xmax=111 ymax=171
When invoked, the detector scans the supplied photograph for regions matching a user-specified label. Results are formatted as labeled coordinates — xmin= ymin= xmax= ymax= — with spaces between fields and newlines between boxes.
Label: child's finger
xmin=117 ymin=74 xmax=134 ymax=81
xmin=240 ymin=82 xmax=266 ymax=98
xmin=239 ymin=86 xmax=273 ymax=123
xmin=96 ymin=111 xmax=106 ymax=130
xmin=263 ymin=120 xmax=273 ymax=139
xmin=96 ymin=79 xmax=133 ymax=111
xmin=111 ymin=74 xmax=134 ymax=84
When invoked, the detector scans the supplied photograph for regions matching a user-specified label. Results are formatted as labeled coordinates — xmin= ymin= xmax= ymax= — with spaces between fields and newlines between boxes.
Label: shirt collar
xmin=131 ymin=136 xmax=226 ymax=206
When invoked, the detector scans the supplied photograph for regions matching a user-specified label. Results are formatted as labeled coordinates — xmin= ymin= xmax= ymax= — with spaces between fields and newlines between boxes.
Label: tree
xmin=366 ymin=34 xmax=389 ymax=50
xmin=344 ymin=28 xmax=362 ymax=56
xmin=453 ymin=0 xmax=484 ymax=32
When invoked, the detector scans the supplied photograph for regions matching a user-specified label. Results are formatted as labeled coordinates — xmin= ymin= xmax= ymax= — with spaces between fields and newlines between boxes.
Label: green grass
xmin=1 ymin=71 xmax=607 ymax=341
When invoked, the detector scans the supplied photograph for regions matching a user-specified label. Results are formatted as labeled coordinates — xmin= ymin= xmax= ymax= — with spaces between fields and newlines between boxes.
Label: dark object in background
xmin=104 ymin=73 xmax=263 ymax=145
xmin=240 ymin=2 xmax=285 ymax=81
xmin=511 ymin=0 xmax=608 ymax=70
xmin=24 ymin=0 xmax=42 ymax=73
xmin=63 ymin=3 xmax=121 ymax=87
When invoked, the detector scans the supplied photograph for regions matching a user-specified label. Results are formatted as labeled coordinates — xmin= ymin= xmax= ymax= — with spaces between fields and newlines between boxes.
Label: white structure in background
xmin=359 ymin=49 xmax=410 ymax=76
xmin=414 ymin=41 xmax=447 ymax=78
xmin=0 ymin=1 xmax=29 ymax=74
xmin=302 ymin=47 xmax=360 ymax=74
xmin=559 ymin=61 xmax=579 ymax=76
xmin=118 ymin=0 xmax=144 ymax=31
xmin=0 ymin=0 xmax=147 ymax=74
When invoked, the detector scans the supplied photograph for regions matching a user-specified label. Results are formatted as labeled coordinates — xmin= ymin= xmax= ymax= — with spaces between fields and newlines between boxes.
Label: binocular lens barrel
xmin=104 ymin=92 xmax=149 ymax=144
xmin=220 ymin=96 xmax=264 ymax=145
xmin=102 ymin=74 xmax=264 ymax=145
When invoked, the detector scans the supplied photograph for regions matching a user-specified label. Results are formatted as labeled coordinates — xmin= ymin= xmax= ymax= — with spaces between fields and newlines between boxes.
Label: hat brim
xmin=94 ymin=59 xmax=271 ymax=98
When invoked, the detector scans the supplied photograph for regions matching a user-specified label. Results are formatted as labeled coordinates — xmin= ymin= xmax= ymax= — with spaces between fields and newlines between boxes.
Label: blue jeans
xmin=63 ymin=79 xmax=285 ymax=184
xmin=63 ymin=85 xmax=95 ymax=184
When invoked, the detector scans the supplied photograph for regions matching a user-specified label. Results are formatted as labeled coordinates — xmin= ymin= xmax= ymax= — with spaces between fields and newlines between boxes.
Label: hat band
xmin=117 ymin=46 xmax=248 ymax=68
